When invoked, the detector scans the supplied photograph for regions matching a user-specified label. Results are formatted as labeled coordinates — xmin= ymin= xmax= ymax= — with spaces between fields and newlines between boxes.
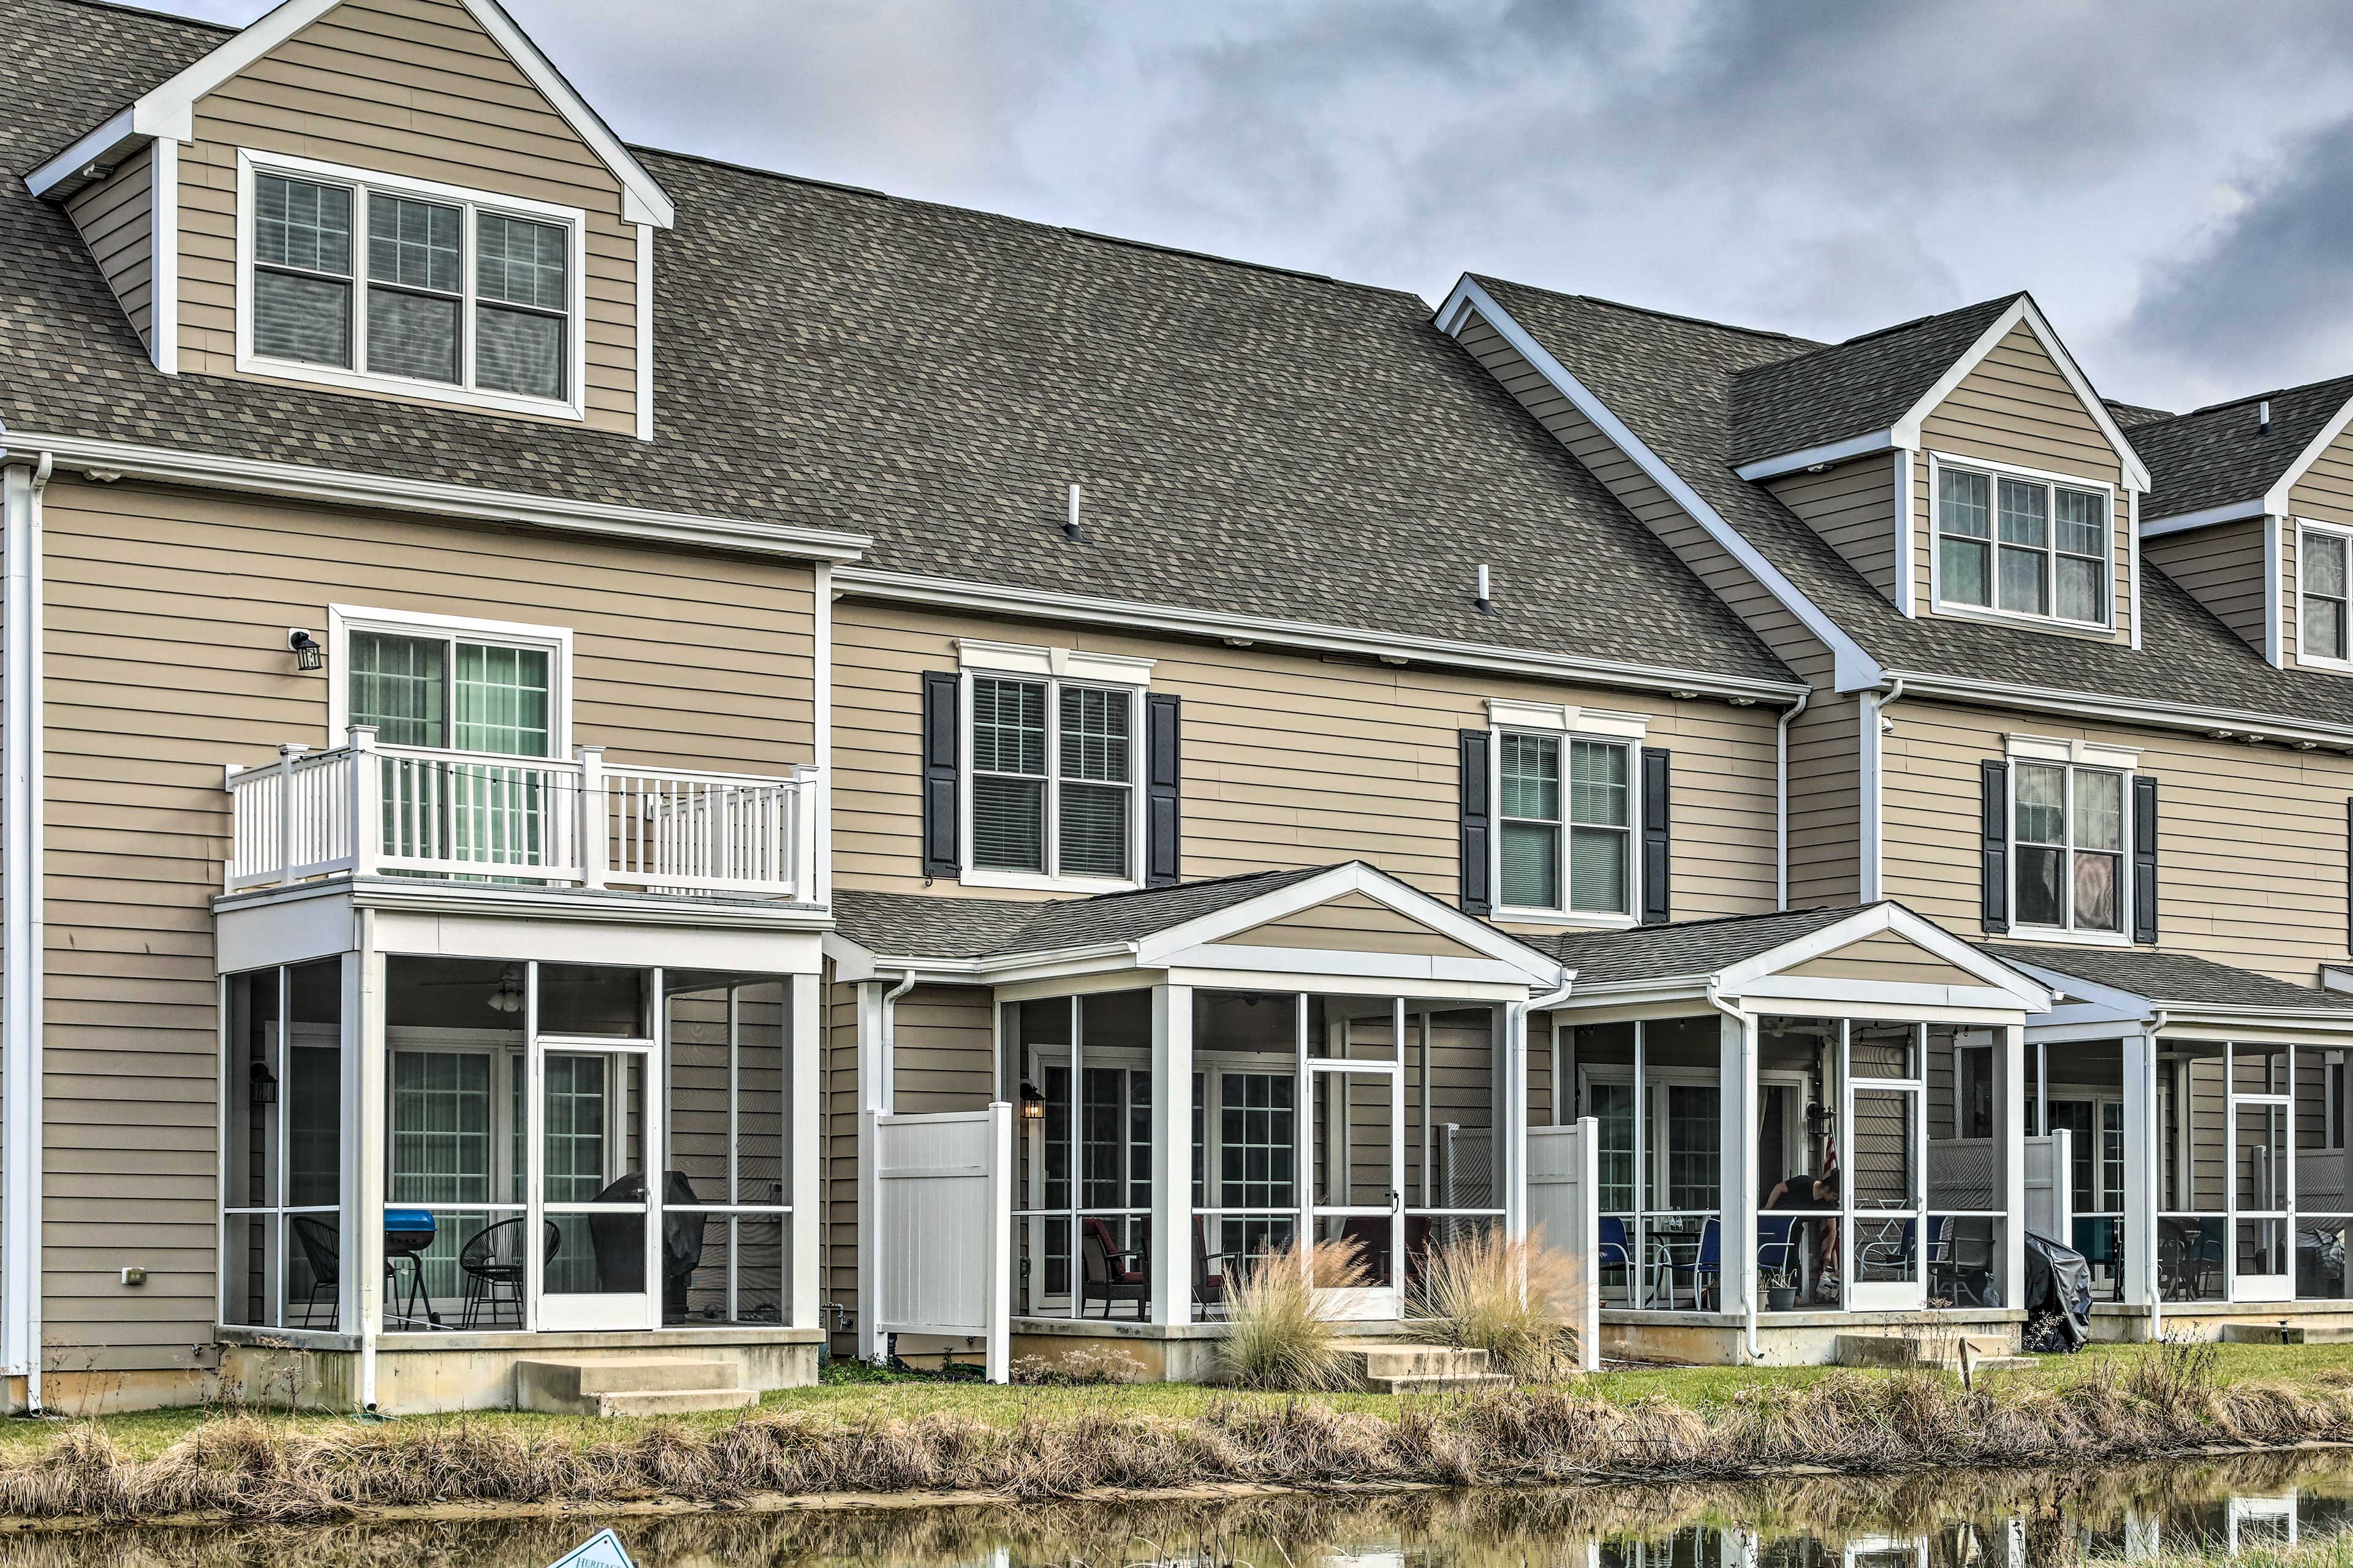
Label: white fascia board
xmin=833 ymin=566 xmax=1808 ymax=704
xmin=65 ymin=0 xmax=674 ymax=227
xmin=1135 ymin=860 xmax=1561 ymax=980
xmin=1707 ymin=902 xmax=2048 ymax=1008
xmin=7 ymin=433 xmax=868 ymax=562
xmin=1729 ymin=976 xmax=2034 ymax=1014
xmin=1732 ymin=428 xmax=1896 ymax=482
xmin=1150 ymin=942 xmax=1537 ymax=987
xmin=1889 ymin=295 xmax=2151 ymax=492
xmin=2263 ymin=390 xmax=2353 ymax=515
xmin=1991 ymin=962 xmax=2158 ymax=1026
xmin=1880 ymin=667 xmax=2353 ymax=754
xmin=2140 ymin=500 xmax=2264 ymax=537
xmin=1434 ymin=276 xmax=1882 ymax=692
xmin=23 ymin=109 xmax=138 ymax=199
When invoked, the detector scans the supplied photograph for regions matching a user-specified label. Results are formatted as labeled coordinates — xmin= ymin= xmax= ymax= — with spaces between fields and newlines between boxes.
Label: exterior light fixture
xmin=1018 ymin=1080 xmax=1047 ymax=1121
xmin=1805 ymin=1100 xmax=1833 ymax=1140
xmin=248 ymin=1059 xmax=278 ymax=1108
xmin=287 ymin=629 xmax=325 ymax=672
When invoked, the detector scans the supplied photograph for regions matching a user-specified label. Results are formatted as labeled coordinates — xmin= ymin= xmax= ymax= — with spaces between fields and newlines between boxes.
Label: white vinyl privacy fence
xmin=1526 ymin=1116 xmax=1601 ymax=1372
xmin=865 ymin=1105 xmax=1012 ymax=1383
xmin=2024 ymin=1129 xmax=2073 ymax=1244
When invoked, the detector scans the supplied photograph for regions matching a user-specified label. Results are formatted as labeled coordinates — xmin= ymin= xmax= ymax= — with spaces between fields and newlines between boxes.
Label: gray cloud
xmin=145 ymin=1 xmax=2353 ymax=409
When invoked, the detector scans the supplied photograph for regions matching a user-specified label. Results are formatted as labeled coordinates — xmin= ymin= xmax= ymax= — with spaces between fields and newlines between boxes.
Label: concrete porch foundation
xmin=1602 ymin=1308 xmax=2027 ymax=1366
xmin=2091 ymin=1300 xmax=2353 ymax=1344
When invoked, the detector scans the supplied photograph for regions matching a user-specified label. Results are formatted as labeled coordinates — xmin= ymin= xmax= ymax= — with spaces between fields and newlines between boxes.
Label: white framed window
xmin=2298 ymin=520 xmax=2353 ymax=669
xmin=237 ymin=150 xmax=587 ymax=419
xmin=958 ymin=640 xmax=1151 ymax=892
xmin=1489 ymin=700 xmax=1645 ymax=924
xmin=328 ymin=605 xmax=573 ymax=758
xmin=2012 ymin=760 xmax=2128 ymax=939
xmin=1933 ymin=455 xmax=2112 ymax=630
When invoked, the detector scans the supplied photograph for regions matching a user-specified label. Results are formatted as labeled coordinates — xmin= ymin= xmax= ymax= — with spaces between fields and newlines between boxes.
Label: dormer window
xmin=1934 ymin=460 xmax=2110 ymax=629
xmin=2302 ymin=522 xmax=2352 ymax=667
xmin=238 ymin=151 xmax=585 ymax=418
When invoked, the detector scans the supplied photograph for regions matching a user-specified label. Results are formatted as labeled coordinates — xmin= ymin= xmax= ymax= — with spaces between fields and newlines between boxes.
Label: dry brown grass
xmin=0 ymin=1336 xmax=2348 ymax=1525
xmin=1406 ymin=1227 xmax=1585 ymax=1378
xmin=1214 ymin=1236 xmax=1370 ymax=1391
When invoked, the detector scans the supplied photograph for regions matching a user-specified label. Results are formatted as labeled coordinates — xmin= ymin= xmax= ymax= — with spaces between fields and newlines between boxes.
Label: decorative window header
xmin=956 ymin=638 xmax=1153 ymax=687
xmin=1485 ymin=698 xmax=1649 ymax=741
xmin=2004 ymin=733 xmax=2139 ymax=771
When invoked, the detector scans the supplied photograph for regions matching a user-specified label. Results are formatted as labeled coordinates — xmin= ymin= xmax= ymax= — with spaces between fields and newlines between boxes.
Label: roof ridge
xmin=1037 ymin=862 xmax=1335 ymax=912
xmin=46 ymin=0 xmax=233 ymax=35
xmin=1730 ymin=292 xmax=2021 ymax=383
xmin=1545 ymin=287 xmax=1814 ymax=346
xmin=2170 ymin=371 xmax=2353 ymax=423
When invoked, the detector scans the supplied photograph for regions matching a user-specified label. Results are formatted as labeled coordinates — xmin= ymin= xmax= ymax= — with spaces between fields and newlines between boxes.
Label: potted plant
xmin=1764 ymin=1268 xmax=1799 ymax=1313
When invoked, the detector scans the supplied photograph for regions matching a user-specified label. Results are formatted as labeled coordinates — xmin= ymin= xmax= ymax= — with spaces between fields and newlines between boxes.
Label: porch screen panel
xmin=2041 ymin=1039 xmax=2124 ymax=1300
xmin=1926 ymin=1026 xmax=2005 ymax=1308
xmin=222 ymin=969 xmax=282 ymax=1329
xmin=2158 ymin=1040 xmax=2229 ymax=1303
xmin=2297 ymin=1048 xmax=2353 ymax=1300
xmin=665 ymin=975 xmax=793 ymax=1325
xmin=1568 ymin=1023 xmax=1637 ymax=1305
xmin=1404 ymin=1008 xmax=1502 ymax=1275
xmin=1188 ymin=990 xmax=1302 ymax=1318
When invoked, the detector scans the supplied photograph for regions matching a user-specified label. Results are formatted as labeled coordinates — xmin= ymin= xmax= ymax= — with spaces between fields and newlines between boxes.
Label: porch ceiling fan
xmin=414 ymin=961 xmax=616 ymax=1015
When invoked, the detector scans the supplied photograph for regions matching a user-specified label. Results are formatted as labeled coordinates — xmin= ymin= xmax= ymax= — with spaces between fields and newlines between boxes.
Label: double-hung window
xmin=245 ymin=154 xmax=580 ymax=411
xmin=2014 ymin=761 xmax=2126 ymax=935
xmin=1498 ymin=730 xmax=1632 ymax=917
xmin=969 ymin=675 xmax=1137 ymax=883
xmin=2302 ymin=523 xmax=2352 ymax=665
xmin=1937 ymin=461 xmax=2110 ymax=627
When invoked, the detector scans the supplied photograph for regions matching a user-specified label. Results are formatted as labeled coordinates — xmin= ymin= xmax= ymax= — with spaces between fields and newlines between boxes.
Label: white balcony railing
xmin=224 ymin=727 xmax=818 ymax=902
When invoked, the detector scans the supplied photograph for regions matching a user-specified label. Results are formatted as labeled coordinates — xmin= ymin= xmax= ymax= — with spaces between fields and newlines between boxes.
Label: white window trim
xmin=327 ymin=604 xmax=574 ymax=756
xmin=959 ymin=657 xmax=1146 ymax=894
xmin=2007 ymin=757 xmax=2132 ymax=947
xmin=2294 ymin=518 xmax=2353 ymax=673
xmin=235 ymin=148 xmax=589 ymax=421
xmin=1490 ymin=720 xmax=1642 ymax=928
xmin=2004 ymin=733 xmax=2140 ymax=771
xmin=1928 ymin=451 xmax=2118 ymax=634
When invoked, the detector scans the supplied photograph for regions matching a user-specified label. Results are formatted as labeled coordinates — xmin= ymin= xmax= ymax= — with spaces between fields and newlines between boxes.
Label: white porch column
xmin=2001 ymin=1023 xmax=2026 ymax=1312
xmin=789 ymin=972 xmax=822 ymax=1333
xmin=2121 ymin=1030 xmax=2156 ymax=1309
xmin=854 ymin=980 xmax=889 ymax=1361
xmin=1718 ymin=1010 xmax=1758 ymax=1333
xmin=1501 ymin=1002 xmax=1529 ymax=1238
xmin=353 ymin=930 xmax=387 ymax=1411
xmin=1150 ymin=983 xmax=1193 ymax=1325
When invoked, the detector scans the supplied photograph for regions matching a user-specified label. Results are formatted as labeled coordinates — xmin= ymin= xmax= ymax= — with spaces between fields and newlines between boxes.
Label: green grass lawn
xmin=12 ymin=1339 xmax=2353 ymax=1464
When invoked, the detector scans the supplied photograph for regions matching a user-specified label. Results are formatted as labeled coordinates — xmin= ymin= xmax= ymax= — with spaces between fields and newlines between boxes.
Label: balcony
xmin=224 ymin=727 xmax=818 ymax=904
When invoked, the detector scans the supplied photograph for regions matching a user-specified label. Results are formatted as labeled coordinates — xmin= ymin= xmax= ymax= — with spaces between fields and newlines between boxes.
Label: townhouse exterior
xmin=0 ymin=0 xmax=2346 ymax=1412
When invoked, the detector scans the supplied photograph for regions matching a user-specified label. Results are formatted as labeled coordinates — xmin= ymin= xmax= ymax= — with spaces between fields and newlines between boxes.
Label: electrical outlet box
xmin=119 ymin=1267 xmax=146 ymax=1287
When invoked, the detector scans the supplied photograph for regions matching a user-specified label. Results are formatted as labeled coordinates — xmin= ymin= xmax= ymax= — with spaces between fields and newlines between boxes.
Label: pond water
xmin=12 ymin=1448 xmax=2353 ymax=1567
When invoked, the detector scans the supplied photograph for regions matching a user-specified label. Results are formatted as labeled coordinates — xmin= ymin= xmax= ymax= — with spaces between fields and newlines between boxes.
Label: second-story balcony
xmin=224 ymin=727 xmax=819 ymax=905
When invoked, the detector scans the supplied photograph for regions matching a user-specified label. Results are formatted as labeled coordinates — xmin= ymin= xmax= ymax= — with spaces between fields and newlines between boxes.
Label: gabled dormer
xmin=1729 ymin=294 xmax=2153 ymax=647
xmin=28 ymin=0 xmax=672 ymax=439
xmin=2135 ymin=377 xmax=2353 ymax=675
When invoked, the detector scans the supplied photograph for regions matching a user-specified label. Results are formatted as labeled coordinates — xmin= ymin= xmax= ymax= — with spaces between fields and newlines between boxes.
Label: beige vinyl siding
xmin=1879 ymin=694 xmax=2353 ymax=982
xmin=176 ymin=0 xmax=641 ymax=434
xmin=39 ymin=475 xmax=817 ymax=1374
xmin=64 ymin=146 xmax=156 ymax=351
xmin=1231 ymin=894 xmax=1484 ymax=958
xmin=1450 ymin=309 xmax=1859 ymax=906
xmin=1915 ymin=323 xmax=2132 ymax=645
xmin=833 ymin=597 xmax=1784 ymax=925
xmin=2282 ymin=521 xmax=2302 ymax=665
xmin=1765 ymin=455 xmax=1899 ymax=605
xmin=2143 ymin=517 xmax=2268 ymax=659
xmin=1781 ymin=931 xmax=1982 ymax=987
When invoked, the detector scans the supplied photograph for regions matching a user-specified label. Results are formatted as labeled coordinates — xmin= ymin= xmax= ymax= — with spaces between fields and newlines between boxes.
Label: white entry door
xmin=533 ymin=1040 xmax=659 ymax=1331
xmin=1844 ymin=1029 xmax=1927 ymax=1312
xmin=2229 ymin=1086 xmax=2292 ymax=1303
xmin=1306 ymin=1059 xmax=1403 ymax=1319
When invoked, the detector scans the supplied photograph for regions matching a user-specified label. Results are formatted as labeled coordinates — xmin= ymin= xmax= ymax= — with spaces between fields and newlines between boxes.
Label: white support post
xmin=2 ymin=460 xmax=42 ymax=1409
xmin=347 ymin=727 xmax=377 ymax=878
xmin=985 ymin=1100 xmax=1012 ymax=1381
xmin=789 ymin=972 xmax=822 ymax=1333
xmin=1150 ymin=983 xmax=1193 ymax=1325
xmin=276 ymin=743 xmax=308 ymax=885
xmin=575 ymin=746 xmax=604 ymax=890
xmin=1501 ymin=1002 xmax=1529 ymax=1240
xmin=854 ymin=981 xmax=887 ymax=1362
xmin=2122 ymin=1030 xmax=2156 ymax=1311
xmin=1719 ymin=1010 xmax=1759 ymax=1334
xmin=354 ymin=927 xmax=387 ymax=1411
xmin=2002 ymin=1023 xmax=2026 ymax=1311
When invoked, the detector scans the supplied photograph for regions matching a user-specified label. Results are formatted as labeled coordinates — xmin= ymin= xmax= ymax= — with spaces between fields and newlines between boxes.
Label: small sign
xmin=548 ymin=1529 xmax=635 ymax=1568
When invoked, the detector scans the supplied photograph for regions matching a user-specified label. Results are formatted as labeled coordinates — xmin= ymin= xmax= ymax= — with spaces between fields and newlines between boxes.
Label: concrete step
xmin=1835 ymin=1333 xmax=2012 ymax=1369
xmin=1334 ymin=1342 xmax=1506 ymax=1393
xmin=517 ymin=1357 xmax=746 ymax=1416
xmin=2221 ymin=1322 xmax=2353 ymax=1344
xmin=1367 ymin=1371 xmax=1515 ymax=1396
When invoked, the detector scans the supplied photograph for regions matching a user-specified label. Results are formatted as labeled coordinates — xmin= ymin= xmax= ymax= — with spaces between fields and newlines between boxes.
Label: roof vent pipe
xmin=1064 ymin=483 xmax=1083 ymax=542
xmin=1475 ymin=564 xmax=1494 ymax=616
xmin=2259 ymin=400 xmax=2272 ymax=435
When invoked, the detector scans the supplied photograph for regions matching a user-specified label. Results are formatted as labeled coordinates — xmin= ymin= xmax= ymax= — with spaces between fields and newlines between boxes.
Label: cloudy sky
xmin=176 ymin=0 xmax=2353 ymax=412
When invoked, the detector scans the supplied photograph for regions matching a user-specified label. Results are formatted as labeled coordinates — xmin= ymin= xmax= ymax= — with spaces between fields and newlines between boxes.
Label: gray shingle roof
xmin=1726 ymin=296 xmax=2019 ymax=466
xmin=2105 ymin=400 xmax=2176 ymax=430
xmin=1471 ymin=277 xmax=2353 ymax=732
xmin=1539 ymin=904 xmax=1868 ymax=986
xmin=1978 ymin=944 xmax=2353 ymax=1014
xmin=832 ymin=866 xmax=1336 ymax=961
xmin=2133 ymin=376 xmax=2353 ymax=521
xmin=0 ymin=0 xmax=1791 ymax=691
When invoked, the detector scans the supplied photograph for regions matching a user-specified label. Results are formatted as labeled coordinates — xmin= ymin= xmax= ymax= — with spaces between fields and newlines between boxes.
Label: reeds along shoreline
xmin=5 ymin=1349 xmax=2352 ymax=1525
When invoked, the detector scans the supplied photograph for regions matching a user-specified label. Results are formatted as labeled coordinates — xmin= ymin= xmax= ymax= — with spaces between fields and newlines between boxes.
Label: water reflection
xmin=11 ymin=1449 xmax=2353 ymax=1567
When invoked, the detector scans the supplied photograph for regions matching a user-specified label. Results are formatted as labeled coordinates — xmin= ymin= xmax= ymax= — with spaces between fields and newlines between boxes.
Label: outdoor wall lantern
xmin=248 ymin=1059 xmax=278 ymax=1109
xmin=1805 ymin=1100 xmax=1835 ymax=1140
xmin=1018 ymin=1080 xmax=1047 ymax=1121
xmin=287 ymin=628 xmax=325 ymax=672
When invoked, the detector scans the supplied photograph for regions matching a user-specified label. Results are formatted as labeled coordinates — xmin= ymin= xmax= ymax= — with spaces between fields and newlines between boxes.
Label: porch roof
xmin=1539 ymin=904 xmax=1866 ymax=984
xmin=1979 ymin=943 xmax=2353 ymax=1015
xmin=833 ymin=867 xmax=1332 ymax=961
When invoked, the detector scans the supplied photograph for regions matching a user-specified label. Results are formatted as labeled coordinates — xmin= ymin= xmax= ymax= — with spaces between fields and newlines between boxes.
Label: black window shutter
xmin=1457 ymin=730 xmax=1492 ymax=915
xmin=920 ymin=672 xmax=960 ymax=879
xmin=1980 ymin=759 xmax=2009 ymax=933
xmin=2131 ymin=775 xmax=2158 ymax=944
xmin=1146 ymin=693 xmax=1182 ymax=887
xmin=1640 ymin=747 xmax=1672 ymax=925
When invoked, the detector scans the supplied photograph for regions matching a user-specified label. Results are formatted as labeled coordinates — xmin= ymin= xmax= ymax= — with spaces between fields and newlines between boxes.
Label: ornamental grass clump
xmin=1407 ymin=1226 xmax=1585 ymax=1379
xmin=1215 ymin=1237 xmax=1369 ymax=1391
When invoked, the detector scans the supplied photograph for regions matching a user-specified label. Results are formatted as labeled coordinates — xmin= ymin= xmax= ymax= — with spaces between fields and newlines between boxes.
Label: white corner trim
xmin=7 ymin=431 xmax=868 ymax=561
xmin=1890 ymin=295 xmax=2151 ymax=492
xmin=1893 ymin=447 xmax=1914 ymax=616
xmin=2004 ymin=733 xmax=2140 ymax=770
xmin=1732 ymin=428 xmax=1897 ymax=482
xmin=634 ymin=224 xmax=655 ymax=442
xmin=813 ymin=561 xmax=833 ymax=908
xmin=1486 ymin=697 xmax=1648 ymax=740
xmin=2264 ymin=390 xmax=2353 ymax=515
xmin=2128 ymin=487 xmax=2142 ymax=651
xmin=325 ymin=604 xmax=574 ymax=754
xmin=150 ymin=138 xmax=178 ymax=374
xmin=1435 ymin=276 xmax=1881 ymax=691
xmin=2 ymin=460 xmax=44 ymax=1402
xmin=955 ymin=638 xmax=1153 ymax=686
xmin=2265 ymin=513 xmax=2284 ymax=667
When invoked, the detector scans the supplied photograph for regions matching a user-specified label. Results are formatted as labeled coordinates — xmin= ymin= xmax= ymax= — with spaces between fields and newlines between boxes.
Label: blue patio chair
xmin=1658 ymin=1217 xmax=1721 ymax=1310
xmin=1757 ymin=1213 xmax=1801 ymax=1279
xmin=1599 ymin=1216 xmax=1635 ymax=1302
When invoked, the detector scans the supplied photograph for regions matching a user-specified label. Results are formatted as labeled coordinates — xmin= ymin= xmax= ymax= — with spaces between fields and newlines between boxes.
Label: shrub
xmin=1216 ymin=1237 xmax=1368 ymax=1390
xmin=1406 ymin=1226 xmax=1584 ymax=1379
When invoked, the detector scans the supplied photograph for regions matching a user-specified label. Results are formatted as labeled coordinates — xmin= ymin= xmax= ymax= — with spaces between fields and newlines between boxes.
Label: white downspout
xmin=4 ymin=453 xmax=48 ymax=1414
xmin=1707 ymin=980 xmax=1764 ymax=1363
xmin=1776 ymin=689 xmax=1809 ymax=910
xmin=1860 ymin=678 xmax=1905 ymax=903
